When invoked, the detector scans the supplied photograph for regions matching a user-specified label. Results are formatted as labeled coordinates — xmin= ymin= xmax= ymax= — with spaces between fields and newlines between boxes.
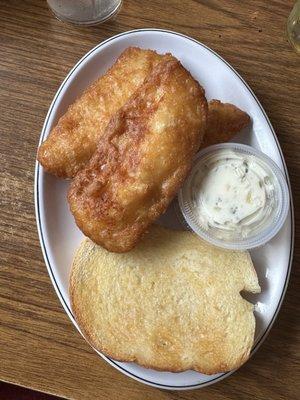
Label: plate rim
xmin=34 ymin=28 xmax=295 ymax=390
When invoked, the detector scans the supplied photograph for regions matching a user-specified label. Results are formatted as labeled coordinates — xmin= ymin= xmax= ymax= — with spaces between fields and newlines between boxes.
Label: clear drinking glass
xmin=47 ymin=0 xmax=122 ymax=25
xmin=287 ymin=1 xmax=300 ymax=53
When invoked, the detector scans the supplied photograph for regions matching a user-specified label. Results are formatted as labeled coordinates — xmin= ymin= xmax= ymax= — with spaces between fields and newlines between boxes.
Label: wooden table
xmin=1 ymin=1 xmax=299 ymax=399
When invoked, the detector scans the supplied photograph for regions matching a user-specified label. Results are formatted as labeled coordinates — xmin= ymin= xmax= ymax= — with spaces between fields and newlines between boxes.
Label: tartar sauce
xmin=191 ymin=150 xmax=275 ymax=237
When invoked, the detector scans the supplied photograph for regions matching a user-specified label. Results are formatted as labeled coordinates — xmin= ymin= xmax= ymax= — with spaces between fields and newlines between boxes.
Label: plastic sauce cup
xmin=178 ymin=143 xmax=290 ymax=250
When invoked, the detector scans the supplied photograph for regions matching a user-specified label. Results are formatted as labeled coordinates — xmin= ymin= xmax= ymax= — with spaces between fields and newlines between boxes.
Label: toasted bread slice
xmin=70 ymin=225 xmax=260 ymax=374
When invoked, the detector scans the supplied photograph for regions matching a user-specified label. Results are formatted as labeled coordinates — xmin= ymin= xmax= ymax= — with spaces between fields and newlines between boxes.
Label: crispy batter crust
xmin=37 ymin=46 xmax=250 ymax=179
xmin=68 ymin=59 xmax=207 ymax=252
xmin=201 ymin=99 xmax=250 ymax=148
xmin=37 ymin=47 xmax=172 ymax=178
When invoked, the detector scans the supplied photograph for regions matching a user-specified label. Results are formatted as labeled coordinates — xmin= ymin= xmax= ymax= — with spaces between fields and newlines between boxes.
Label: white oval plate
xmin=35 ymin=29 xmax=294 ymax=390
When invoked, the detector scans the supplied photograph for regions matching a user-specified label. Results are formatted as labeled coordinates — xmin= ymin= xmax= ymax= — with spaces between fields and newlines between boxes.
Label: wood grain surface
xmin=0 ymin=1 xmax=299 ymax=399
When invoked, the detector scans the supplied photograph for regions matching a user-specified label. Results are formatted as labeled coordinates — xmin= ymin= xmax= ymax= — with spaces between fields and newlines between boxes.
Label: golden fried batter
xmin=37 ymin=46 xmax=250 ymax=178
xmin=68 ymin=59 xmax=207 ymax=252
xmin=201 ymin=100 xmax=250 ymax=148
xmin=38 ymin=47 xmax=172 ymax=178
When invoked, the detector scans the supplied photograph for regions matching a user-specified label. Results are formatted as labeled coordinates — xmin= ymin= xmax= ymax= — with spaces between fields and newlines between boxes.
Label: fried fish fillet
xmin=37 ymin=47 xmax=172 ymax=178
xmin=37 ymin=45 xmax=250 ymax=178
xmin=201 ymin=100 xmax=250 ymax=148
xmin=68 ymin=59 xmax=207 ymax=252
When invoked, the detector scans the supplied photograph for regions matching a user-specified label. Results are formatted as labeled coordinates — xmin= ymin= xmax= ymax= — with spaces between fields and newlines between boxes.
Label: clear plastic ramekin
xmin=178 ymin=143 xmax=290 ymax=250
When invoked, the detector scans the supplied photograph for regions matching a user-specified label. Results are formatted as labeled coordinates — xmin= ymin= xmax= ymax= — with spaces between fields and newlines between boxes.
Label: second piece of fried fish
xmin=38 ymin=47 xmax=172 ymax=178
xmin=68 ymin=59 xmax=207 ymax=252
xmin=202 ymin=100 xmax=250 ymax=148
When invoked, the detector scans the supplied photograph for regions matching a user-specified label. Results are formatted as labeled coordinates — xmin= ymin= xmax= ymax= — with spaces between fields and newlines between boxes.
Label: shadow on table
xmin=0 ymin=382 xmax=63 ymax=400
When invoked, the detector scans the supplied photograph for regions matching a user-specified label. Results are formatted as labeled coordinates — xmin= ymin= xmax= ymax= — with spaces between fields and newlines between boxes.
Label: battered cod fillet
xmin=202 ymin=100 xmax=250 ymax=148
xmin=37 ymin=47 xmax=173 ymax=178
xmin=68 ymin=59 xmax=207 ymax=252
